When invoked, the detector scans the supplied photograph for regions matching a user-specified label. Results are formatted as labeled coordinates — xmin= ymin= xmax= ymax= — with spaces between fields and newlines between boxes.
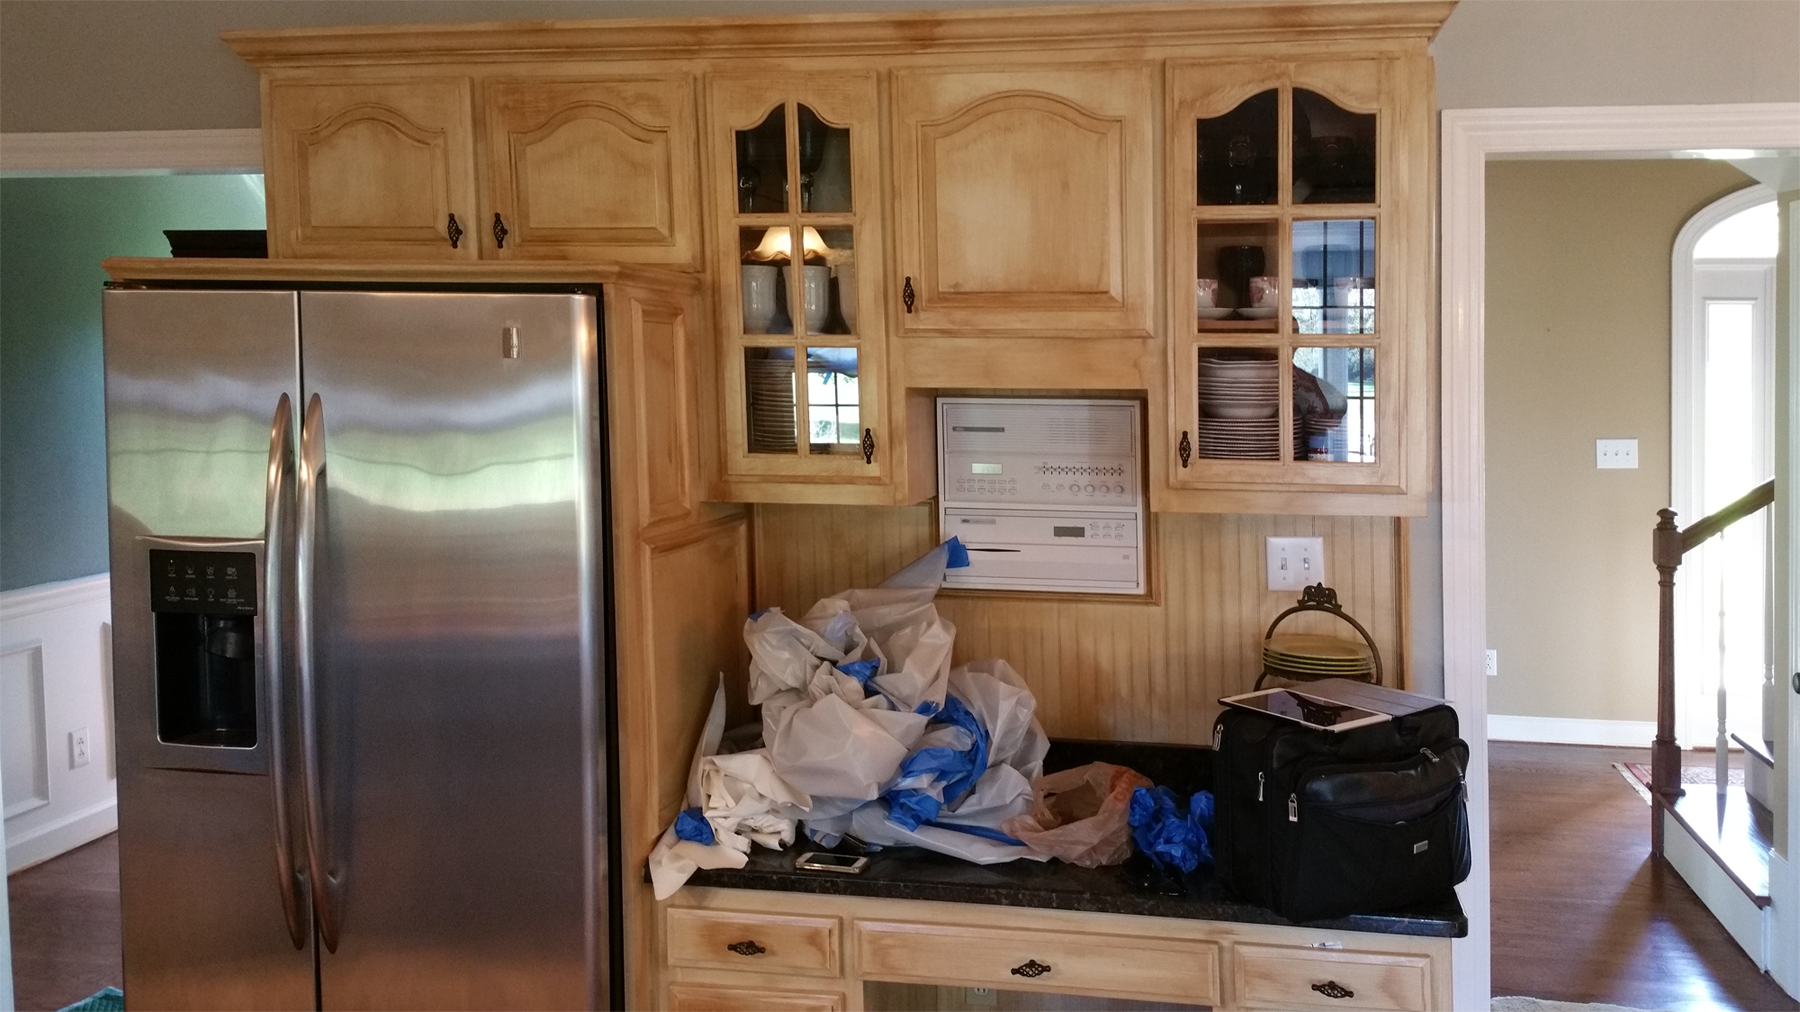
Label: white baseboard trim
xmin=5 ymin=797 xmax=116 ymax=874
xmin=1488 ymin=713 xmax=1657 ymax=747
xmin=0 ymin=128 xmax=262 ymax=174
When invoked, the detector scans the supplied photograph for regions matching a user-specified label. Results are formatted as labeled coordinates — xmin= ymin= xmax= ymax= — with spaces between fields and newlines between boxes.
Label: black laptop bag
xmin=1212 ymin=701 xmax=1471 ymax=922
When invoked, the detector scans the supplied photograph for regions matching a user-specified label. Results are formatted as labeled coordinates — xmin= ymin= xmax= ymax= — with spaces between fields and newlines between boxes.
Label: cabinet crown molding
xmin=223 ymin=1 xmax=1456 ymax=66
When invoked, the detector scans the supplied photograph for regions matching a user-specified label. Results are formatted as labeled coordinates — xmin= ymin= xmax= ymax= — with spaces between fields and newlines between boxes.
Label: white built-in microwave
xmin=937 ymin=397 xmax=1144 ymax=594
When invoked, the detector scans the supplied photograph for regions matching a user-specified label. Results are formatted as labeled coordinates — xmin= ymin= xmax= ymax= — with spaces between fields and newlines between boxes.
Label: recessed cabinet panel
xmin=480 ymin=76 xmax=699 ymax=264
xmin=267 ymin=78 xmax=478 ymax=260
xmin=893 ymin=65 xmax=1154 ymax=335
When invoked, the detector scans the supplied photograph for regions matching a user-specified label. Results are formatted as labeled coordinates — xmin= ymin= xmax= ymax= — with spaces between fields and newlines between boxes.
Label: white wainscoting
xmin=1 ymin=574 xmax=115 ymax=872
xmin=1488 ymin=713 xmax=1658 ymax=747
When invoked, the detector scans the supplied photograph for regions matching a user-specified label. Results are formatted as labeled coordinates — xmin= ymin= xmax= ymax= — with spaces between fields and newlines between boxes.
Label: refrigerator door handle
xmin=296 ymin=392 xmax=343 ymax=952
xmin=264 ymin=394 xmax=308 ymax=951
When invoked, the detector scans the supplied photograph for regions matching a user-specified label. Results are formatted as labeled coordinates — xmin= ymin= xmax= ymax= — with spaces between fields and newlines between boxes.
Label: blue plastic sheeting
xmin=884 ymin=695 xmax=989 ymax=831
xmin=674 ymin=807 xmax=716 ymax=845
xmin=836 ymin=658 xmax=881 ymax=684
xmin=1128 ymin=786 xmax=1214 ymax=873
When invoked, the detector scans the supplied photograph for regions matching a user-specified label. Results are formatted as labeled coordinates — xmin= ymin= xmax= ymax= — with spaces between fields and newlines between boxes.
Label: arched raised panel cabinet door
xmin=266 ymin=79 xmax=477 ymax=260
xmin=892 ymin=65 xmax=1154 ymax=336
xmin=479 ymin=76 xmax=700 ymax=265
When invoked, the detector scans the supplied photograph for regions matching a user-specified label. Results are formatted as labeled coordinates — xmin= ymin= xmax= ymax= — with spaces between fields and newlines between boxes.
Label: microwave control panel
xmin=937 ymin=397 xmax=1144 ymax=594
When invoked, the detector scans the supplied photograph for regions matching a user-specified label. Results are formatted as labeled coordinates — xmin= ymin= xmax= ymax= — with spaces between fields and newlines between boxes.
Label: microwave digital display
xmin=1052 ymin=526 xmax=1085 ymax=538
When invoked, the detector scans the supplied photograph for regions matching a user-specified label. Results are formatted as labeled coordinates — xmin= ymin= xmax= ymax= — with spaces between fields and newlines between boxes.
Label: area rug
xmin=1623 ymin=761 xmax=1745 ymax=787
xmin=57 ymin=987 xmax=122 ymax=1012
xmin=1493 ymin=997 xmax=1665 ymax=1012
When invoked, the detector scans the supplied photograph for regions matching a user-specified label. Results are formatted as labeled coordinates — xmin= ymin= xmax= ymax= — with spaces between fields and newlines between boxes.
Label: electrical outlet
xmin=1596 ymin=438 xmax=1638 ymax=469
xmin=965 ymin=988 xmax=997 ymax=1008
xmin=70 ymin=727 xmax=90 ymax=769
xmin=1486 ymin=649 xmax=1498 ymax=678
xmin=1266 ymin=537 xmax=1325 ymax=591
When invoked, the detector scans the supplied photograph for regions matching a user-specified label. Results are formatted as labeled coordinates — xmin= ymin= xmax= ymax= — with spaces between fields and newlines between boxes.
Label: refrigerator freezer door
xmin=102 ymin=289 xmax=313 ymax=1011
xmin=298 ymin=291 xmax=605 ymax=1011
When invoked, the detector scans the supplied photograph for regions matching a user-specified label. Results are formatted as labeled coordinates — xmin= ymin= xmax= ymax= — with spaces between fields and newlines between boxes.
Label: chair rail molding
xmin=0 ymin=128 xmax=263 ymax=174
xmin=1440 ymin=101 xmax=1800 ymax=1008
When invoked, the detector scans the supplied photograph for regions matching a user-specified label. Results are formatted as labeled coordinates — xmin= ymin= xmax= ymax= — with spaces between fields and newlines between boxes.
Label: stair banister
xmin=1652 ymin=477 xmax=1775 ymax=857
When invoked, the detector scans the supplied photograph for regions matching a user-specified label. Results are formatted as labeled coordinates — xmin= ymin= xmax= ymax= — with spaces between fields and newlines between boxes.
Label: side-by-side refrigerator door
xmin=103 ymin=288 xmax=315 ymax=1011
xmin=296 ymin=291 xmax=605 ymax=1011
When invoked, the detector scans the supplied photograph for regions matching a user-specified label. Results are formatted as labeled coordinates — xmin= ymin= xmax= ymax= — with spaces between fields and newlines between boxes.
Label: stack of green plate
xmin=1262 ymin=633 xmax=1375 ymax=682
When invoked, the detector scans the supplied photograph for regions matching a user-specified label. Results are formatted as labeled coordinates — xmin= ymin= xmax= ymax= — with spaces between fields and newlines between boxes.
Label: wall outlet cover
xmin=70 ymin=726 xmax=90 ymax=769
xmin=1596 ymin=438 xmax=1638 ymax=469
xmin=1486 ymin=649 xmax=1498 ymax=678
xmin=1266 ymin=536 xmax=1326 ymax=591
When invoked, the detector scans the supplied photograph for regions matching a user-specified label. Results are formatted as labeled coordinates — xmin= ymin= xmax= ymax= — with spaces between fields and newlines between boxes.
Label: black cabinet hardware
xmin=725 ymin=940 xmax=765 ymax=957
xmin=447 ymin=214 xmax=463 ymax=249
xmin=1312 ymin=980 xmax=1355 ymax=999
xmin=1010 ymin=959 xmax=1051 ymax=978
xmin=1179 ymin=430 xmax=1192 ymax=468
xmin=493 ymin=213 xmax=508 ymax=249
xmin=903 ymin=276 xmax=916 ymax=313
xmin=862 ymin=428 xmax=875 ymax=464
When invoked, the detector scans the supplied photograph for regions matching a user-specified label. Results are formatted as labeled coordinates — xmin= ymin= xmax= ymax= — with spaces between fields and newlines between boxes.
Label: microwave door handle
xmin=296 ymin=393 xmax=343 ymax=952
xmin=263 ymin=394 xmax=307 ymax=950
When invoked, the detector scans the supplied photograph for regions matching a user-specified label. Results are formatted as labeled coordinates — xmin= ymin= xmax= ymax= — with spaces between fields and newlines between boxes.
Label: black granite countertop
xmin=680 ymin=739 xmax=1467 ymax=939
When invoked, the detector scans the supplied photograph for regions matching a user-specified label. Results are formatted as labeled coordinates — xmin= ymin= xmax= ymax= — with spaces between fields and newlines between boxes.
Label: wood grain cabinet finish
xmin=266 ymin=78 xmax=478 ymax=260
xmin=891 ymin=65 xmax=1155 ymax=338
xmin=855 ymin=919 xmax=1222 ymax=1004
xmin=665 ymin=907 xmax=840 ymax=976
xmin=666 ymin=982 xmax=845 ymax=1012
xmin=1231 ymin=944 xmax=1434 ymax=1011
xmin=479 ymin=76 xmax=700 ymax=264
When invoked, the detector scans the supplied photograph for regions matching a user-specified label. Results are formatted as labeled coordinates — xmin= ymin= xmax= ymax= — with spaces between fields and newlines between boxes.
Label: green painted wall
xmin=0 ymin=175 xmax=265 ymax=591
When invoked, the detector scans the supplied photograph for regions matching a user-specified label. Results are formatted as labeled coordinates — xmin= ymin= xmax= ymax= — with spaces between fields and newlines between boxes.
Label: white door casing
xmin=1441 ymin=104 xmax=1800 ymax=1008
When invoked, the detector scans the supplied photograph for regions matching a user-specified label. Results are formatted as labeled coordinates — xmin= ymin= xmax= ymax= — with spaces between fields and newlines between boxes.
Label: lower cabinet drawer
xmin=667 ymin=982 xmax=845 ymax=1012
xmin=1233 ymin=944 xmax=1432 ymax=1011
xmin=666 ymin=907 xmax=841 ymax=977
xmin=855 ymin=920 xmax=1221 ymax=1004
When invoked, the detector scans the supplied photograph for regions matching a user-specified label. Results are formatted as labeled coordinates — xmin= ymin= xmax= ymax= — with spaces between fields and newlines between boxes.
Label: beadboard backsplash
xmin=751 ymin=504 xmax=1406 ymax=745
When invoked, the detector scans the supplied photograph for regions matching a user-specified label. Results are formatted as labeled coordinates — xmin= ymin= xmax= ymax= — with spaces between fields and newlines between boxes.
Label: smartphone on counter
xmin=795 ymin=851 xmax=869 ymax=874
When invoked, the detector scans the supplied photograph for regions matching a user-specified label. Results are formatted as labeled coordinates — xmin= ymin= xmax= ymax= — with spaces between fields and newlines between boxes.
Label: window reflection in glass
xmin=1293 ymin=89 xmax=1376 ymax=204
xmin=1293 ymin=219 xmax=1375 ymax=335
xmin=1197 ymin=90 xmax=1278 ymax=206
xmin=806 ymin=347 xmax=860 ymax=453
xmin=1292 ymin=347 xmax=1374 ymax=463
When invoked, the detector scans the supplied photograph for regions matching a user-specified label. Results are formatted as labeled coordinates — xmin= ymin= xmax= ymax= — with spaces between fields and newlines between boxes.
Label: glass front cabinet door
xmin=707 ymin=74 xmax=899 ymax=503
xmin=1161 ymin=57 xmax=1432 ymax=515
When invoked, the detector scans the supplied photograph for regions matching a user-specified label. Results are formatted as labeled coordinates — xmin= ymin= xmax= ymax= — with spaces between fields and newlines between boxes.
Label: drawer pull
xmin=1312 ymin=980 xmax=1355 ymax=1000
xmin=902 ymin=276 xmax=916 ymax=313
xmin=447 ymin=213 xmax=464 ymax=249
xmin=725 ymin=940 xmax=766 ymax=957
xmin=1010 ymin=959 xmax=1052 ymax=978
xmin=1179 ymin=430 xmax=1192 ymax=468
xmin=862 ymin=427 xmax=876 ymax=464
xmin=492 ymin=213 xmax=509 ymax=249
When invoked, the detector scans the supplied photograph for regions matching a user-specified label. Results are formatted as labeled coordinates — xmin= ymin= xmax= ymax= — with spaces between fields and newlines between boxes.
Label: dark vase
xmin=1216 ymin=245 xmax=1266 ymax=310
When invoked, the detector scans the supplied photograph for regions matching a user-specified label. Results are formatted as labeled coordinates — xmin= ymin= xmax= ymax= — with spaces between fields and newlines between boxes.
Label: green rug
xmin=57 ymin=987 xmax=123 ymax=1012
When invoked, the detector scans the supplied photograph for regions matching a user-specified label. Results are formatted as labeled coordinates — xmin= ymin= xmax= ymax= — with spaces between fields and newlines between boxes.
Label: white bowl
xmin=1197 ymin=308 xmax=1234 ymax=320
xmin=1238 ymin=307 xmax=1277 ymax=319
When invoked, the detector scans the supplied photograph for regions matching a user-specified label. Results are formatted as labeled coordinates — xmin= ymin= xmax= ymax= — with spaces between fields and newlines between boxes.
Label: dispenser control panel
xmin=149 ymin=550 xmax=258 ymax=615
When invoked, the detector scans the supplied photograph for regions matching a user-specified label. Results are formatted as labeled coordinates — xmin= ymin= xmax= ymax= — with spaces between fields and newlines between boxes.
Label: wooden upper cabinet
xmin=266 ymin=78 xmax=478 ymax=260
xmin=891 ymin=65 xmax=1154 ymax=337
xmin=478 ymin=76 xmax=700 ymax=265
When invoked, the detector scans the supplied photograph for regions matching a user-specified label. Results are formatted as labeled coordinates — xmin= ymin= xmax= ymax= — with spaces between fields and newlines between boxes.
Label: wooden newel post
xmin=1651 ymin=507 xmax=1684 ymax=858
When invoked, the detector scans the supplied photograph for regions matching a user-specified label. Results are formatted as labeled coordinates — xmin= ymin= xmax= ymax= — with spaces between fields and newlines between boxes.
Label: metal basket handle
xmin=1257 ymin=583 xmax=1384 ymax=687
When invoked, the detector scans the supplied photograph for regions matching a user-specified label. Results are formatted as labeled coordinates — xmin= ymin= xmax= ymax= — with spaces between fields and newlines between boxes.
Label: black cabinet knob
xmin=447 ymin=213 xmax=463 ymax=249
xmin=493 ymin=213 xmax=509 ymax=249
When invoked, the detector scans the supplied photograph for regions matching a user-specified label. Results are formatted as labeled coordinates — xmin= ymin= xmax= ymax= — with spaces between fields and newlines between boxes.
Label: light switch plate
xmin=1596 ymin=438 xmax=1638 ymax=469
xmin=1266 ymin=537 xmax=1325 ymax=591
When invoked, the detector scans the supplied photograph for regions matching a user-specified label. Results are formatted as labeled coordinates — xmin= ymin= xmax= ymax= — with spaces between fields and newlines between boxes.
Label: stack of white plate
xmin=746 ymin=357 xmax=797 ymax=453
xmin=1198 ymin=357 xmax=1279 ymax=459
xmin=1262 ymin=633 xmax=1375 ymax=682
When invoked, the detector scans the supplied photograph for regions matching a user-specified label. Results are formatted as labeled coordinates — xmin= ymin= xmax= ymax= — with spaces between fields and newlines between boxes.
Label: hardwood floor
xmin=6 ymin=833 xmax=121 ymax=1012
xmin=5 ymin=746 xmax=1793 ymax=1011
xmin=1490 ymin=741 xmax=1794 ymax=1011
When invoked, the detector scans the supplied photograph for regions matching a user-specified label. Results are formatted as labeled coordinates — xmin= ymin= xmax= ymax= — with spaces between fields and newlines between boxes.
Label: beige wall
xmin=2 ymin=0 xmax=1797 ymax=133
xmin=1485 ymin=159 xmax=1754 ymax=723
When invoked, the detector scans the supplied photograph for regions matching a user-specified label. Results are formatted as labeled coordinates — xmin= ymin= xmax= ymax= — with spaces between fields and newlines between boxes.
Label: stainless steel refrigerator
xmin=103 ymin=286 xmax=618 ymax=1011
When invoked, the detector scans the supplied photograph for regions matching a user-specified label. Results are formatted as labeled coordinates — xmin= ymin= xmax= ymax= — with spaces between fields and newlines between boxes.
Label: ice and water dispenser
xmin=148 ymin=548 xmax=259 ymax=749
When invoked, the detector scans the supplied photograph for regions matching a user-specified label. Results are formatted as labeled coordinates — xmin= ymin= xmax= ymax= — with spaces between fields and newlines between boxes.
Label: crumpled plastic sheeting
xmin=803 ymin=659 xmax=1051 ymax=864
xmin=648 ymin=678 xmax=812 ymax=900
xmin=743 ymin=540 xmax=969 ymax=803
xmin=1128 ymin=785 xmax=1216 ymax=874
